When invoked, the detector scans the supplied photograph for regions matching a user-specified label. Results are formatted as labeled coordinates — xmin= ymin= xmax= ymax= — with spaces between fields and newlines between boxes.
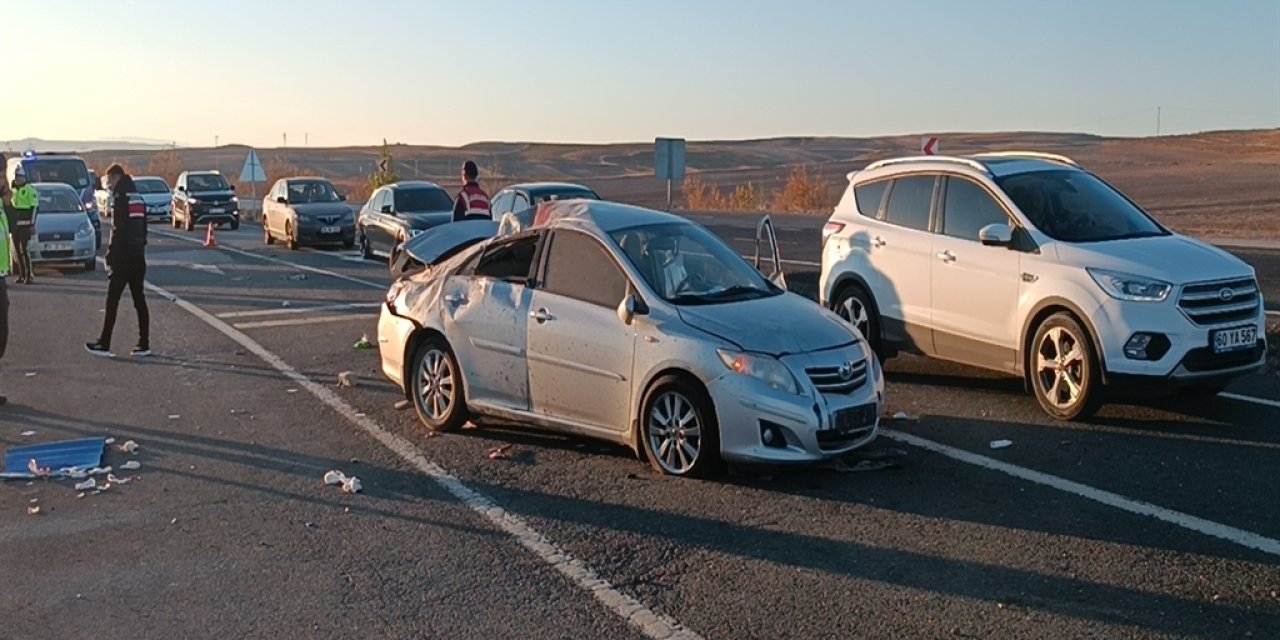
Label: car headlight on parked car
xmin=1087 ymin=268 xmax=1172 ymax=302
xmin=408 ymin=228 xmax=424 ymax=237
xmin=189 ymin=197 xmax=201 ymax=204
xmin=717 ymin=349 xmax=801 ymax=395
xmin=76 ymin=223 xmax=93 ymax=238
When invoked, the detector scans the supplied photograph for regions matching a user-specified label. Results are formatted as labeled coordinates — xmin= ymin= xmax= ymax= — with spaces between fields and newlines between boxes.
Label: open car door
xmin=753 ymin=215 xmax=787 ymax=290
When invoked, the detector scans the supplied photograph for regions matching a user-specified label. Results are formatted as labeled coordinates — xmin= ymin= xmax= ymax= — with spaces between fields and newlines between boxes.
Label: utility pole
xmin=1156 ymin=106 xmax=1162 ymax=137
xmin=304 ymin=133 xmax=309 ymax=146
xmin=214 ymin=135 xmax=219 ymax=147
xmin=283 ymin=133 xmax=287 ymax=148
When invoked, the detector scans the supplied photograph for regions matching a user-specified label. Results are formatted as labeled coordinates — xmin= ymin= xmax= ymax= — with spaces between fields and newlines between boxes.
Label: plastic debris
xmin=87 ymin=466 xmax=112 ymax=476
xmin=20 ymin=430 xmax=35 ymax=437
xmin=230 ymin=409 xmax=249 ymax=416
xmin=323 ymin=470 xmax=346 ymax=486
xmin=170 ymin=518 xmax=178 ymax=525
xmin=282 ymin=301 xmax=291 ymax=308
xmin=463 ymin=420 xmax=478 ymax=430
xmin=488 ymin=444 xmax=513 ymax=461
xmin=355 ymin=412 xmax=366 ymax=418
xmin=337 ymin=372 xmax=358 ymax=388
xmin=74 ymin=478 xmax=96 ymax=491
xmin=893 ymin=411 xmax=912 ymax=421
xmin=120 ymin=440 xmax=139 ymax=454
xmin=120 ymin=461 xmax=141 ymax=471
xmin=168 ymin=415 xmax=181 ymax=420
xmin=341 ymin=476 xmax=362 ymax=494
xmin=66 ymin=469 xmax=88 ymax=479
xmin=104 ymin=437 xmax=116 ymax=445
xmin=24 ymin=372 xmax=36 ymax=377
xmin=305 ymin=521 xmax=318 ymax=529
xmin=288 ymin=273 xmax=308 ymax=281
xmin=27 ymin=505 xmax=41 ymax=516
xmin=989 ymin=440 xmax=1013 ymax=450
xmin=286 ymin=388 xmax=298 ymax=394
xmin=353 ymin=334 xmax=373 ymax=350
xmin=76 ymin=493 xmax=86 ymax=499
xmin=394 ymin=399 xmax=411 ymax=411
xmin=27 ymin=459 xmax=51 ymax=479
xmin=106 ymin=474 xmax=130 ymax=485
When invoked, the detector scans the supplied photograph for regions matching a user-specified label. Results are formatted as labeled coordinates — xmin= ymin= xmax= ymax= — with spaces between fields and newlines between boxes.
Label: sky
xmin=1 ymin=0 xmax=1277 ymax=148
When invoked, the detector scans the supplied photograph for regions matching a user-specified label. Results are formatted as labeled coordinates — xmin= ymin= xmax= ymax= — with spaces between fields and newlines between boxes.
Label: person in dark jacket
xmin=451 ymin=160 xmax=491 ymax=222
xmin=86 ymin=164 xmax=150 ymax=357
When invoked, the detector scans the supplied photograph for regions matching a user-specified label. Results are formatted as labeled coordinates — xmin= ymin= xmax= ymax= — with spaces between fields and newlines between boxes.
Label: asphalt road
xmin=1 ymin=217 xmax=1277 ymax=639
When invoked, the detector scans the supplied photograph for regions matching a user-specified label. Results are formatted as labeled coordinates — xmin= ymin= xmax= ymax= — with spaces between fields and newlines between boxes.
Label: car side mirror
xmin=337 ymin=193 xmax=347 ymax=202
xmin=380 ymin=205 xmax=394 ymax=214
xmin=177 ymin=186 xmax=186 ymax=192
xmin=229 ymin=184 xmax=237 ymax=192
xmin=979 ymin=223 xmax=1013 ymax=247
xmin=617 ymin=294 xmax=648 ymax=325
xmin=276 ymin=196 xmax=288 ymax=205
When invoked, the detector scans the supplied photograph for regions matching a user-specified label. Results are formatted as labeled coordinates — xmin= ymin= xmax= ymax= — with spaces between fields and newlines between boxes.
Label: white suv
xmin=819 ymin=152 xmax=1267 ymax=420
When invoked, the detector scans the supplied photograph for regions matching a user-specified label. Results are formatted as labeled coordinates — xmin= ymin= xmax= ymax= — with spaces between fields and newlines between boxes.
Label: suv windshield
xmin=610 ymin=222 xmax=780 ymax=305
xmin=135 ymin=179 xmax=170 ymax=194
xmin=188 ymin=174 xmax=229 ymax=192
xmin=394 ymin=187 xmax=453 ymax=212
xmin=997 ymin=170 xmax=1167 ymax=242
xmin=35 ymin=188 xmax=82 ymax=213
xmin=23 ymin=159 xmax=90 ymax=190
xmin=288 ymin=180 xmax=340 ymax=204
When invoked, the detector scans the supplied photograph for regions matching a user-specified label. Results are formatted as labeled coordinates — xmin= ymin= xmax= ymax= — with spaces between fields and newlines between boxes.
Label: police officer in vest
xmin=0 ymin=153 xmax=12 ymax=404
xmin=9 ymin=165 xmax=38 ymax=285
xmin=451 ymin=160 xmax=491 ymax=222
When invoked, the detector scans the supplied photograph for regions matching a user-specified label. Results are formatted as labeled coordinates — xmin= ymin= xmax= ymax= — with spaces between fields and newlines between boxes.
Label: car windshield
xmin=135 ymin=179 xmax=170 ymax=194
xmin=288 ymin=181 xmax=340 ymax=204
xmin=997 ymin=170 xmax=1167 ymax=242
xmin=22 ymin=159 xmax=91 ymax=189
xmin=394 ymin=187 xmax=453 ymax=212
xmin=533 ymin=189 xmax=600 ymax=203
xmin=188 ymin=174 xmax=229 ymax=191
xmin=35 ymin=188 xmax=82 ymax=213
xmin=610 ymin=222 xmax=780 ymax=305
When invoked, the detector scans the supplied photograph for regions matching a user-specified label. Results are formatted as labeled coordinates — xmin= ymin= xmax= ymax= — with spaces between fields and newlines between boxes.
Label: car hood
xmin=1054 ymin=234 xmax=1253 ymax=284
xmin=137 ymin=193 xmax=171 ymax=205
xmin=293 ymin=203 xmax=353 ymax=217
xmin=404 ymin=211 xmax=454 ymax=230
xmin=36 ymin=213 xmax=91 ymax=233
xmin=402 ymin=220 xmax=498 ymax=267
xmin=677 ymin=292 xmax=857 ymax=355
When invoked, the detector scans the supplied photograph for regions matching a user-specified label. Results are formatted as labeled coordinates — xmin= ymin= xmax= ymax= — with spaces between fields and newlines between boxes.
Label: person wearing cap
xmin=8 ymin=165 xmax=38 ymax=285
xmin=451 ymin=160 xmax=492 ymax=222
xmin=86 ymin=163 xmax=150 ymax=358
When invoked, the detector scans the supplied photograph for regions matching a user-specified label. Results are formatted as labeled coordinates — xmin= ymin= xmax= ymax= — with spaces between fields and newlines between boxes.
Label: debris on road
xmin=353 ymin=334 xmax=373 ymax=350
xmin=120 ymin=440 xmax=139 ymax=454
xmin=893 ymin=411 xmax=912 ymax=421
xmin=355 ymin=412 xmax=366 ymax=418
xmin=282 ymin=301 xmax=291 ymax=308
xmin=337 ymin=372 xmax=358 ymax=388
xmin=324 ymin=470 xmax=346 ymax=486
xmin=394 ymin=399 xmax=411 ymax=411
xmin=990 ymin=440 xmax=1013 ymax=450
xmin=24 ymin=372 xmax=36 ymax=378
xmin=104 ymin=438 xmax=116 ymax=445
xmin=230 ymin=409 xmax=249 ymax=416
xmin=488 ymin=444 xmax=513 ymax=461
xmin=286 ymin=388 xmax=298 ymax=394
xmin=27 ymin=505 xmax=41 ymax=516
xmin=76 ymin=492 xmax=85 ymax=499
xmin=121 ymin=461 xmax=141 ymax=471
xmin=28 ymin=459 xmax=51 ymax=478
xmin=107 ymin=474 xmax=131 ymax=486
xmin=342 ymin=476 xmax=362 ymax=494
xmin=19 ymin=430 xmax=35 ymax=437
xmin=74 ymin=478 xmax=96 ymax=491
xmin=2 ymin=438 xmax=106 ymax=480
xmin=170 ymin=518 xmax=178 ymax=525
xmin=168 ymin=415 xmax=181 ymax=420
xmin=463 ymin=420 xmax=478 ymax=430
xmin=288 ymin=273 xmax=308 ymax=281
xmin=305 ymin=521 xmax=318 ymax=530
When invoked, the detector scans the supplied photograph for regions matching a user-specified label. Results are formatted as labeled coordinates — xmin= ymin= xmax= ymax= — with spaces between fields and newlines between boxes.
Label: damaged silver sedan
xmin=378 ymin=200 xmax=885 ymax=476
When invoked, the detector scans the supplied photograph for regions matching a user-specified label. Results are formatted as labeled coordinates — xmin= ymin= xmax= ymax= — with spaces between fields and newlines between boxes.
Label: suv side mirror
xmin=276 ymin=196 xmax=288 ymax=205
xmin=337 ymin=193 xmax=347 ymax=202
xmin=979 ymin=223 xmax=1013 ymax=247
xmin=229 ymin=184 xmax=237 ymax=192
xmin=380 ymin=205 xmax=394 ymax=214
xmin=616 ymin=294 xmax=649 ymax=325
xmin=177 ymin=185 xmax=186 ymax=192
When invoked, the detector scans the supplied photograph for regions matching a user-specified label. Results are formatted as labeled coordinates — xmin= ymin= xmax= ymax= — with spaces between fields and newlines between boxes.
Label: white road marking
xmin=139 ymin=276 xmax=702 ymax=640
xmin=1219 ymin=392 xmax=1280 ymax=410
xmin=882 ymin=429 xmax=1280 ymax=558
xmin=232 ymin=314 xmax=373 ymax=330
xmin=153 ymin=229 xmax=387 ymax=290
xmin=217 ymin=302 xmax=382 ymax=319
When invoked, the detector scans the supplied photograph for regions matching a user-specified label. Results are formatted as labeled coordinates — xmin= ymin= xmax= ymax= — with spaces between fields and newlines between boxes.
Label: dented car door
xmin=441 ymin=233 xmax=542 ymax=411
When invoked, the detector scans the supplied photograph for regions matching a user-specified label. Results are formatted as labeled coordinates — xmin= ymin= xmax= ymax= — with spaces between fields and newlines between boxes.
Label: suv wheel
xmin=1031 ymin=313 xmax=1102 ymax=421
xmin=230 ymin=217 xmax=240 ymax=231
xmin=833 ymin=285 xmax=882 ymax=357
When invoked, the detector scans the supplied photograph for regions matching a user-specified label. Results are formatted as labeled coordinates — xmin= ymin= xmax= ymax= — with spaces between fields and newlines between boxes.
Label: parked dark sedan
xmin=489 ymin=182 xmax=601 ymax=220
xmin=357 ymin=181 xmax=456 ymax=260
xmin=262 ymin=177 xmax=356 ymax=250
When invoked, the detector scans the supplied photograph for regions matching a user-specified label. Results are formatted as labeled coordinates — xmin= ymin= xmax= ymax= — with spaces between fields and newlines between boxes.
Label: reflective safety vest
xmin=459 ymin=184 xmax=491 ymax=219
xmin=10 ymin=184 xmax=37 ymax=227
xmin=0 ymin=212 xmax=10 ymax=277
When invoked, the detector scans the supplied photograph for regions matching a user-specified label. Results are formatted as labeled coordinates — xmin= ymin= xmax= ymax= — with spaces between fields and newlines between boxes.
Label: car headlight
xmin=1087 ymin=268 xmax=1172 ymax=302
xmin=231 ymin=196 xmax=239 ymax=203
xmin=76 ymin=223 xmax=92 ymax=238
xmin=717 ymin=349 xmax=801 ymax=395
xmin=189 ymin=197 xmax=201 ymax=204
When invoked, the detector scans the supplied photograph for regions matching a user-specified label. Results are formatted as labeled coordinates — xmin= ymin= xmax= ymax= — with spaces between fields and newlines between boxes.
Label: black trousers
xmin=0 ymin=276 xmax=8 ymax=360
xmin=10 ymin=226 xmax=32 ymax=280
xmin=99 ymin=252 xmax=149 ymax=349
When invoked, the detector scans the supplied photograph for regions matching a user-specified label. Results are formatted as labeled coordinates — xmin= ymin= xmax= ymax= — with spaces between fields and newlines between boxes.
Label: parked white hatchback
xmin=820 ymin=152 xmax=1266 ymax=420
xmin=379 ymin=200 xmax=885 ymax=476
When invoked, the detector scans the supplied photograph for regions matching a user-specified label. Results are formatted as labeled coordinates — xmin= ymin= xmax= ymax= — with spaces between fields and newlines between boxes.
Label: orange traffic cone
xmin=203 ymin=222 xmax=218 ymax=248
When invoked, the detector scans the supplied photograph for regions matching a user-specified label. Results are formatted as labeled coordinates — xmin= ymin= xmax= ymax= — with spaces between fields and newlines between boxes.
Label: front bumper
xmin=191 ymin=206 xmax=240 ymax=224
xmin=710 ymin=346 xmax=885 ymax=465
xmin=296 ymin=222 xmax=356 ymax=245
xmin=29 ymin=237 xmax=96 ymax=264
xmin=378 ymin=302 xmax=417 ymax=393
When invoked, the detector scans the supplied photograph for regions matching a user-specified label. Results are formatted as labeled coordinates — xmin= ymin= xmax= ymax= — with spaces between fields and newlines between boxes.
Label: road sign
xmin=921 ymin=137 xmax=939 ymax=156
xmin=655 ymin=138 xmax=686 ymax=181
xmin=240 ymin=149 xmax=266 ymax=183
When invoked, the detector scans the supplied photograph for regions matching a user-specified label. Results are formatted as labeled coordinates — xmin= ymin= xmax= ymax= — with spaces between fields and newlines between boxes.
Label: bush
xmin=772 ymin=165 xmax=830 ymax=213
xmin=730 ymin=182 xmax=764 ymax=211
xmin=683 ymin=175 xmax=727 ymax=210
xmin=367 ymin=139 xmax=400 ymax=192
xmin=146 ymin=150 xmax=182 ymax=184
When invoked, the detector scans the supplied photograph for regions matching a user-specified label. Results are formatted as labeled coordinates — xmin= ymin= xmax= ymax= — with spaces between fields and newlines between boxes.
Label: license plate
xmin=209 ymin=208 xmax=224 ymax=214
xmin=1212 ymin=325 xmax=1257 ymax=354
xmin=321 ymin=226 xmax=340 ymax=234
xmin=831 ymin=403 xmax=877 ymax=433
xmin=42 ymin=242 xmax=70 ymax=251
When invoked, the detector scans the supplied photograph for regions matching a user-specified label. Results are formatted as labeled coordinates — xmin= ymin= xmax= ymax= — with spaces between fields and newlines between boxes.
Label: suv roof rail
xmin=969 ymin=151 xmax=1078 ymax=166
xmin=863 ymin=155 xmax=991 ymax=175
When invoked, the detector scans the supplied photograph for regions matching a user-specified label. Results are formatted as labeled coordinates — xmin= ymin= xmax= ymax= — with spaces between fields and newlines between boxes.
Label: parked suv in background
xmin=820 ymin=152 xmax=1267 ymax=420
xmin=173 ymin=170 xmax=240 ymax=231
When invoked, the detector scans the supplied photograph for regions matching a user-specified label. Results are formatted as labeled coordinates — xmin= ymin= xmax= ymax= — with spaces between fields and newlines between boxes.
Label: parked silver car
xmin=28 ymin=183 xmax=97 ymax=272
xmin=378 ymin=200 xmax=885 ymax=476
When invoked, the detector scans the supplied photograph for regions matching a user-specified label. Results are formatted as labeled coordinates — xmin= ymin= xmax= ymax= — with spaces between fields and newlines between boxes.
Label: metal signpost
xmin=239 ymin=149 xmax=267 ymax=220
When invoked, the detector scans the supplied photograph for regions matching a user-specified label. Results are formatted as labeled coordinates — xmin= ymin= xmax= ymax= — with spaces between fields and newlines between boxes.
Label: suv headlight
xmin=76 ymin=223 xmax=93 ymax=238
xmin=1087 ymin=268 xmax=1172 ymax=302
xmin=717 ymin=349 xmax=801 ymax=395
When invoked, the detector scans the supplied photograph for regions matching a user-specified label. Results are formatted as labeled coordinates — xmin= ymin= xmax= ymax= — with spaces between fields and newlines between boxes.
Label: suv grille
xmin=1178 ymin=278 xmax=1260 ymax=326
xmin=806 ymin=359 xmax=867 ymax=394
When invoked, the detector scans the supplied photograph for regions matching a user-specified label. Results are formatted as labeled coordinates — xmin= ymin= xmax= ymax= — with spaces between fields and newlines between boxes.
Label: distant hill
xmin=3 ymin=137 xmax=179 ymax=153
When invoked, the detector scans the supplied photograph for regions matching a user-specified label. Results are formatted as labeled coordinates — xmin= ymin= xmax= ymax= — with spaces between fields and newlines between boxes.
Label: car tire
xmin=410 ymin=336 xmax=468 ymax=433
xmin=263 ymin=221 xmax=275 ymax=245
xmin=359 ymin=231 xmax=374 ymax=260
xmin=230 ymin=218 xmax=240 ymax=231
xmin=639 ymin=375 xmax=721 ymax=477
xmin=1030 ymin=313 xmax=1103 ymax=421
xmin=833 ymin=284 xmax=883 ymax=358
xmin=286 ymin=223 xmax=299 ymax=250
